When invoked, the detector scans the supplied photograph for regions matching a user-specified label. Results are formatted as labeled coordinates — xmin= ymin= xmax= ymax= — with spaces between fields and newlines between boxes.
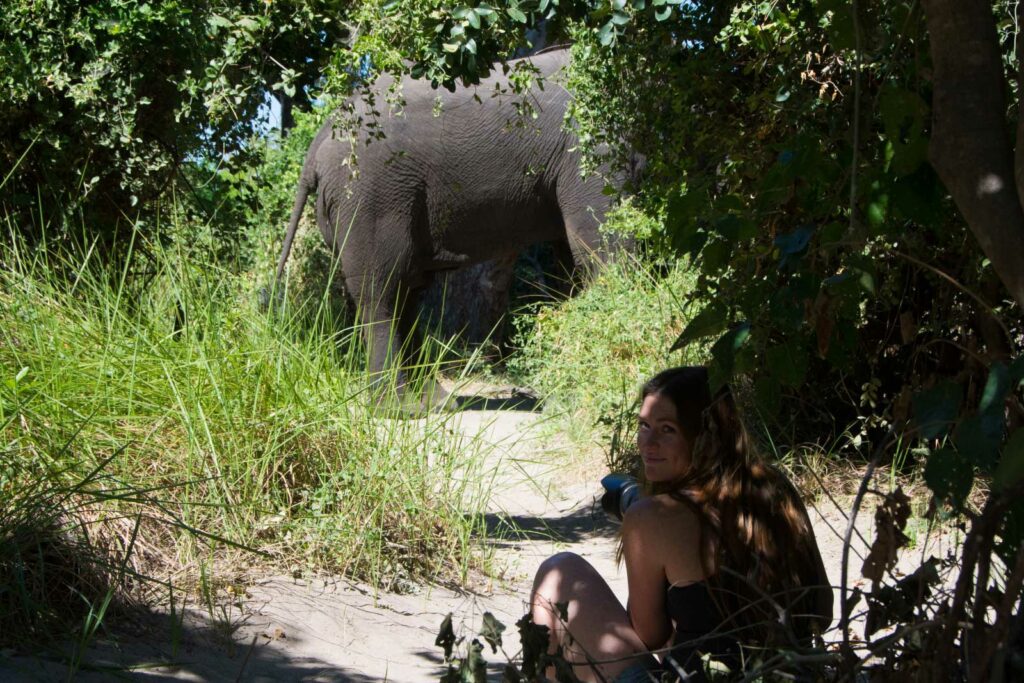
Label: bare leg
xmin=530 ymin=552 xmax=651 ymax=682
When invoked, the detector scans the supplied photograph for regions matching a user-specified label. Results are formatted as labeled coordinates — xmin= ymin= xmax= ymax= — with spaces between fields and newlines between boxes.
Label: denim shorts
xmin=612 ymin=654 xmax=663 ymax=683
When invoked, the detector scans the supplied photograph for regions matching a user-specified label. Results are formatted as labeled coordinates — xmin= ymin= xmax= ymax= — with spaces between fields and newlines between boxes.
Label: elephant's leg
xmin=396 ymin=281 xmax=450 ymax=410
xmin=562 ymin=209 xmax=606 ymax=283
xmin=551 ymin=239 xmax=578 ymax=298
xmin=361 ymin=287 xmax=406 ymax=388
xmin=346 ymin=265 xmax=449 ymax=412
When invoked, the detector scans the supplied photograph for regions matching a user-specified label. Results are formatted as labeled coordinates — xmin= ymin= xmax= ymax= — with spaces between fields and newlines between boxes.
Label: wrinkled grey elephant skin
xmin=276 ymin=48 xmax=627 ymax=409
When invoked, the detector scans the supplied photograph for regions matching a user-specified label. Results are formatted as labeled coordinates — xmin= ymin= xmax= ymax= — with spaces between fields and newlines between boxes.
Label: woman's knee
xmin=533 ymin=552 xmax=593 ymax=593
xmin=533 ymin=552 xmax=612 ymax=614
xmin=537 ymin=551 xmax=588 ymax=575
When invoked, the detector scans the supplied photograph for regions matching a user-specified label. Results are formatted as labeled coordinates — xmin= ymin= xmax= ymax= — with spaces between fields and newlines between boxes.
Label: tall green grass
xmin=0 ymin=226 xmax=493 ymax=646
xmin=508 ymin=255 xmax=703 ymax=457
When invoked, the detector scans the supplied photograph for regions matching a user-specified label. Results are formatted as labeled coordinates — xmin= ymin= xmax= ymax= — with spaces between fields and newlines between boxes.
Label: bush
xmin=509 ymin=254 xmax=702 ymax=434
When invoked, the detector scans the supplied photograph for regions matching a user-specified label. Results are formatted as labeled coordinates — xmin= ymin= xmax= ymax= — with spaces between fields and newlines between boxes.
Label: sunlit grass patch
xmin=0 ymin=227 xmax=493 ymax=646
xmin=508 ymin=254 xmax=702 ymax=460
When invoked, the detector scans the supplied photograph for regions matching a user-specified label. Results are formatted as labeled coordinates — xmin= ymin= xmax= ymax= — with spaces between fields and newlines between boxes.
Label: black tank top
xmin=665 ymin=582 xmax=739 ymax=679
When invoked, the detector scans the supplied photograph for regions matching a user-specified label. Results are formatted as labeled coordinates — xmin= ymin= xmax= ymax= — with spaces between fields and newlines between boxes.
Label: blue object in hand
xmin=600 ymin=473 xmax=641 ymax=522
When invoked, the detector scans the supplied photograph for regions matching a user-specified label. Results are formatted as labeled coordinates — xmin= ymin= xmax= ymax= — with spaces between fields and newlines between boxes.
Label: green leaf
xmin=481 ymin=612 xmax=505 ymax=653
xmin=611 ymin=11 xmax=631 ymax=25
xmin=912 ymin=380 xmax=962 ymax=440
xmin=700 ymin=238 xmax=732 ymax=273
xmin=820 ymin=222 xmax=845 ymax=245
xmin=466 ymin=10 xmax=481 ymax=29
xmin=979 ymin=362 xmax=1010 ymax=414
xmin=858 ymin=270 xmax=876 ymax=295
xmin=508 ymin=7 xmax=528 ymax=23
xmin=925 ymin=447 xmax=973 ymax=510
xmin=708 ymin=323 xmax=752 ymax=391
xmin=994 ymin=429 xmax=1024 ymax=492
xmin=765 ymin=343 xmax=808 ymax=388
xmin=879 ymin=87 xmax=928 ymax=176
xmin=954 ymin=412 xmax=1003 ymax=472
xmin=598 ymin=21 xmax=616 ymax=45
xmin=672 ymin=303 xmax=727 ymax=351
xmin=867 ymin=197 xmax=887 ymax=228
xmin=823 ymin=1 xmax=856 ymax=50
xmin=655 ymin=5 xmax=672 ymax=20
xmin=208 ymin=14 xmax=232 ymax=30
xmin=714 ymin=215 xmax=756 ymax=241
xmin=754 ymin=374 xmax=782 ymax=416
xmin=665 ymin=186 xmax=708 ymax=255
xmin=436 ymin=613 xmax=456 ymax=660
xmin=892 ymin=166 xmax=943 ymax=226
xmin=462 ymin=639 xmax=486 ymax=683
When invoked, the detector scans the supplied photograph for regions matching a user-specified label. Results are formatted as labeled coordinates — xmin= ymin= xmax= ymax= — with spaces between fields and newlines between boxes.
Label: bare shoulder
xmin=623 ymin=493 xmax=705 ymax=584
xmin=622 ymin=493 xmax=700 ymax=536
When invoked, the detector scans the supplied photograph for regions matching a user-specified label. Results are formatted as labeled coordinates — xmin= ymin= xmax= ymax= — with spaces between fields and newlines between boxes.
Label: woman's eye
xmin=661 ymin=425 xmax=676 ymax=434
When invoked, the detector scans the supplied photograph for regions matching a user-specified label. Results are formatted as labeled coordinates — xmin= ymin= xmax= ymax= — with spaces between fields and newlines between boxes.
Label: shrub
xmin=509 ymin=255 xmax=702 ymax=434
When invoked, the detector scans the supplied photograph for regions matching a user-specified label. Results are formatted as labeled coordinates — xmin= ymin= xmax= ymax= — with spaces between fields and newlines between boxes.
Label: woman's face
xmin=637 ymin=392 xmax=692 ymax=482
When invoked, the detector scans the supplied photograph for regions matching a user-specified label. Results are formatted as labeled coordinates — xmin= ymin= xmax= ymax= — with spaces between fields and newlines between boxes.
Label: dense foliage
xmin=0 ymin=0 xmax=347 ymax=243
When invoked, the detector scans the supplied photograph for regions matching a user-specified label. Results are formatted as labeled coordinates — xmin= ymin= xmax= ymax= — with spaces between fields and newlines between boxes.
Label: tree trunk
xmin=920 ymin=0 xmax=1024 ymax=310
xmin=279 ymin=94 xmax=295 ymax=137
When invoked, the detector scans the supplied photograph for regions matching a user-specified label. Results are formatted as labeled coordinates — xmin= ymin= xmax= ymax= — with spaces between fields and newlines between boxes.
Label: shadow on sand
xmin=452 ymin=393 xmax=541 ymax=412
xmin=0 ymin=606 xmax=391 ymax=683
xmin=480 ymin=501 xmax=620 ymax=548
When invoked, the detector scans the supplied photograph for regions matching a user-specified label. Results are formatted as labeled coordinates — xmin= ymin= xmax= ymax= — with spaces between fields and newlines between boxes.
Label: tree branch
xmin=920 ymin=0 xmax=1024 ymax=310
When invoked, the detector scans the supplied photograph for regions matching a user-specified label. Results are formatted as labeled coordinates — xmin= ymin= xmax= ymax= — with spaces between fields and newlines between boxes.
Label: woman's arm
xmin=621 ymin=499 xmax=673 ymax=650
xmin=622 ymin=496 xmax=707 ymax=650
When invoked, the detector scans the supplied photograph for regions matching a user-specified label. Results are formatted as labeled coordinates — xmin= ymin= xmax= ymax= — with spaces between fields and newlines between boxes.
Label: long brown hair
xmin=641 ymin=367 xmax=824 ymax=645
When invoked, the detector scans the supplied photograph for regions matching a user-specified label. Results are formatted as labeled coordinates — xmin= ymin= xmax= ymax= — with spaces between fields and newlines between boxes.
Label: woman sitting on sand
xmin=530 ymin=366 xmax=833 ymax=682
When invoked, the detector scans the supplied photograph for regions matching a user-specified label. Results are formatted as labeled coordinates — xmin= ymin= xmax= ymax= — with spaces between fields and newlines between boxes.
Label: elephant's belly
xmin=429 ymin=200 xmax=562 ymax=268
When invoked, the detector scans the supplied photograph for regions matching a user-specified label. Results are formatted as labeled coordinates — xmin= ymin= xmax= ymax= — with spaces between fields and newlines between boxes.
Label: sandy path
xmin=1 ymin=393 xmax=957 ymax=682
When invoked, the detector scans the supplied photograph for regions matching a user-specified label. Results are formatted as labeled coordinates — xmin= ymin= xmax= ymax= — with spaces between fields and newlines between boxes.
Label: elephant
xmin=276 ymin=47 xmax=636 ymax=409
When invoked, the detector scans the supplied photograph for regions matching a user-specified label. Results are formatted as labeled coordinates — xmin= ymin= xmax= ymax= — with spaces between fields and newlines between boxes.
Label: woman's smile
xmin=637 ymin=392 xmax=692 ymax=482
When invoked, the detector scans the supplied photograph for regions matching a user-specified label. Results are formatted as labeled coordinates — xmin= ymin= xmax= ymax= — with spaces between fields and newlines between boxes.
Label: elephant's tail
xmin=275 ymin=164 xmax=317 ymax=286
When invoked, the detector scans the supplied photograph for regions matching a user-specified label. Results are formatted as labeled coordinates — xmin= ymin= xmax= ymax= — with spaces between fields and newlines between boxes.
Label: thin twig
xmin=932 ymin=496 xmax=1007 ymax=678
xmin=891 ymin=249 xmax=1012 ymax=340
xmin=969 ymin=543 xmax=1024 ymax=683
xmin=797 ymin=455 xmax=871 ymax=559
xmin=839 ymin=432 xmax=885 ymax=664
